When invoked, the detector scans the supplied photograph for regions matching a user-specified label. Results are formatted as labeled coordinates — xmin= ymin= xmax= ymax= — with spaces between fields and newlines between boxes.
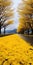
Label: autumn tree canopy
xmin=0 ymin=0 xmax=13 ymax=34
xmin=17 ymin=0 xmax=33 ymax=35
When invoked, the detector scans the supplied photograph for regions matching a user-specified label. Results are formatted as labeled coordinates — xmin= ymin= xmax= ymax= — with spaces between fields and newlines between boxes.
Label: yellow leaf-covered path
xmin=0 ymin=34 xmax=33 ymax=65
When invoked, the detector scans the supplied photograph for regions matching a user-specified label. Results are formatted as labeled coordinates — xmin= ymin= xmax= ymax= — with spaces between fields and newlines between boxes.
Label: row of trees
xmin=17 ymin=0 xmax=33 ymax=35
xmin=0 ymin=0 xmax=13 ymax=35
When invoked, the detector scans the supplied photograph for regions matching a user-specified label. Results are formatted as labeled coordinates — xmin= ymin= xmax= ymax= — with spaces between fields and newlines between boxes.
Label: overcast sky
xmin=6 ymin=0 xmax=21 ymax=30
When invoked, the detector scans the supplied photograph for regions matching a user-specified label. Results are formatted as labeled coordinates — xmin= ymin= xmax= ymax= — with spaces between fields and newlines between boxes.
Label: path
xmin=19 ymin=34 xmax=33 ymax=45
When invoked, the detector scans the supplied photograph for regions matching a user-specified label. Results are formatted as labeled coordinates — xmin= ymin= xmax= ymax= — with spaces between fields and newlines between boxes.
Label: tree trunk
xmin=32 ymin=29 xmax=33 ymax=34
xmin=4 ymin=27 xmax=6 ymax=35
xmin=28 ymin=29 xmax=29 ymax=35
xmin=0 ymin=22 xmax=1 ymax=34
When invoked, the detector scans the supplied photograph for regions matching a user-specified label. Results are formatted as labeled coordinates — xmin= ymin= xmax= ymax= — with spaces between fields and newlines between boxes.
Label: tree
xmin=3 ymin=20 xmax=13 ymax=34
xmin=0 ymin=0 xmax=13 ymax=34
xmin=17 ymin=0 xmax=33 ymax=35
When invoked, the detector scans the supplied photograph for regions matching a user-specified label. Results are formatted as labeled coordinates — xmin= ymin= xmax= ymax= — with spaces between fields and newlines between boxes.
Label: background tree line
xmin=0 ymin=0 xmax=13 ymax=35
xmin=17 ymin=0 xmax=33 ymax=35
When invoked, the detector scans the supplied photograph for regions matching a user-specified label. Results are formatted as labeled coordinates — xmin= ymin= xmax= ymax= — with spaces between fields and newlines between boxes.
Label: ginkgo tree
xmin=17 ymin=0 xmax=33 ymax=35
xmin=0 ymin=0 xmax=13 ymax=34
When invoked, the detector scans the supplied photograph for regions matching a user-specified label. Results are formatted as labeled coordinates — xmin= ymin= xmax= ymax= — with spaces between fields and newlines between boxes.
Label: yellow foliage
xmin=17 ymin=0 xmax=33 ymax=33
xmin=0 ymin=0 xmax=11 ymax=6
xmin=7 ymin=20 xmax=13 ymax=24
xmin=23 ymin=0 xmax=33 ymax=5
xmin=17 ymin=18 xmax=26 ymax=32
xmin=0 ymin=0 xmax=14 ymax=27
xmin=0 ymin=34 xmax=33 ymax=65
xmin=3 ymin=20 xmax=13 ymax=27
xmin=4 ymin=12 xmax=13 ymax=17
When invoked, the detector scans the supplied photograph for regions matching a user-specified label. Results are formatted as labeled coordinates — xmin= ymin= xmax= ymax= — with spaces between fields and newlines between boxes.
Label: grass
xmin=0 ymin=34 xmax=33 ymax=65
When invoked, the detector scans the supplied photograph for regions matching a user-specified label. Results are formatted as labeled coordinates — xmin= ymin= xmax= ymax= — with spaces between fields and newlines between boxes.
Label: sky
xmin=5 ymin=0 xmax=21 ymax=30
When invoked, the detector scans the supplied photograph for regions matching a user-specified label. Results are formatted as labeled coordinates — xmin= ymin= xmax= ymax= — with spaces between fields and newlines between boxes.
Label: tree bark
xmin=0 ymin=22 xmax=1 ymax=34
xmin=4 ymin=27 xmax=6 ymax=35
